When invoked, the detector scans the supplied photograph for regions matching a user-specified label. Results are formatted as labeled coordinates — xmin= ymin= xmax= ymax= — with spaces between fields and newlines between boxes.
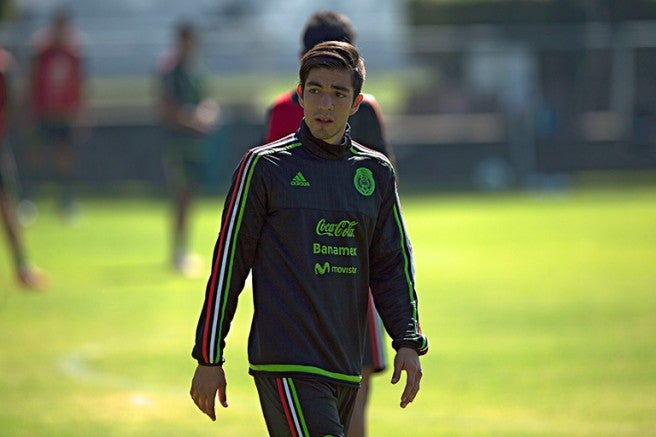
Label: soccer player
xmin=265 ymin=10 xmax=396 ymax=162
xmin=263 ymin=11 xmax=396 ymax=436
xmin=26 ymin=8 xmax=85 ymax=219
xmin=156 ymin=22 xmax=220 ymax=276
xmin=190 ymin=41 xmax=427 ymax=437
xmin=1 ymin=46 xmax=46 ymax=290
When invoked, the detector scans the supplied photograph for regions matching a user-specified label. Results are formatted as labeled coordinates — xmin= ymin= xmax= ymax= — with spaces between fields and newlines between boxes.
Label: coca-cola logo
xmin=315 ymin=218 xmax=358 ymax=238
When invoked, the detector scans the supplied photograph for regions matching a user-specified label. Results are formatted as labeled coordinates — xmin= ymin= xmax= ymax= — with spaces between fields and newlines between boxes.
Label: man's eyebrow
xmin=331 ymin=84 xmax=352 ymax=94
xmin=306 ymin=80 xmax=352 ymax=94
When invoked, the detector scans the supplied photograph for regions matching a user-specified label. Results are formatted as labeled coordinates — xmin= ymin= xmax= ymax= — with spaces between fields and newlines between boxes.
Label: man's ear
xmin=350 ymin=93 xmax=364 ymax=116
xmin=296 ymin=84 xmax=304 ymax=107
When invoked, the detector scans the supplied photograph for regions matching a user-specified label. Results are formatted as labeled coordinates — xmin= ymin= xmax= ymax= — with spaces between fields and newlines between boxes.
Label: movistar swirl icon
xmin=314 ymin=262 xmax=357 ymax=275
xmin=315 ymin=262 xmax=330 ymax=275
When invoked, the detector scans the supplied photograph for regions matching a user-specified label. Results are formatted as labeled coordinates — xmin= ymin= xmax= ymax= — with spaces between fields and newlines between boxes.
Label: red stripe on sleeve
xmin=201 ymin=149 xmax=254 ymax=363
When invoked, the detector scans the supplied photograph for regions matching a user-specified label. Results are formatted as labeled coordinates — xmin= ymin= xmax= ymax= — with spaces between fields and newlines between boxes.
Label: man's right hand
xmin=190 ymin=364 xmax=228 ymax=421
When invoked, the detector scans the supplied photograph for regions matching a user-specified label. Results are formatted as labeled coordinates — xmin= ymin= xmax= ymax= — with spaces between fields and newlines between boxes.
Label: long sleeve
xmin=369 ymin=171 xmax=428 ymax=355
xmin=193 ymin=128 xmax=426 ymax=380
xmin=192 ymin=147 xmax=267 ymax=365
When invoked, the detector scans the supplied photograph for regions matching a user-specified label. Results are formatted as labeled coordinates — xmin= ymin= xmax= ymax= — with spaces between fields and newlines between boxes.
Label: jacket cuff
xmin=198 ymin=360 xmax=224 ymax=366
xmin=392 ymin=338 xmax=429 ymax=356
xmin=192 ymin=348 xmax=225 ymax=366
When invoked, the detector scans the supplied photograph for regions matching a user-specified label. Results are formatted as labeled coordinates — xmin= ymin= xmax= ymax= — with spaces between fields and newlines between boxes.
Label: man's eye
xmin=308 ymin=88 xmax=319 ymax=94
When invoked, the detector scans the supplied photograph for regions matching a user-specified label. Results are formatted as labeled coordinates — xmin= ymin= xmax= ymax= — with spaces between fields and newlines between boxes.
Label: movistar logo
xmin=315 ymin=262 xmax=330 ymax=275
xmin=314 ymin=262 xmax=358 ymax=275
xmin=290 ymin=171 xmax=310 ymax=187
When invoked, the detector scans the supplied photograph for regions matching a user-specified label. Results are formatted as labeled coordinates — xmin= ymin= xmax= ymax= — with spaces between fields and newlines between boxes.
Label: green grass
xmin=1 ymin=185 xmax=655 ymax=436
xmin=86 ymin=68 xmax=430 ymax=116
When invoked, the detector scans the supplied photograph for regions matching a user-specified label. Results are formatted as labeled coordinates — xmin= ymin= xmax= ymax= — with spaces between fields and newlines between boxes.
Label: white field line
xmin=56 ymin=342 xmax=183 ymax=400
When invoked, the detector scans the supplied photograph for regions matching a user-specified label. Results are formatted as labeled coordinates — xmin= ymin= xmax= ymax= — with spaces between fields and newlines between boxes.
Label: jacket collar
xmin=297 ymin=120 xmax=351 ymax=160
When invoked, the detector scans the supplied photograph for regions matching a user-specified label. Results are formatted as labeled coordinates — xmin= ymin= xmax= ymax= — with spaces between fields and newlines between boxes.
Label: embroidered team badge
xmin=354 ymin=167 xmax=375 ymax=196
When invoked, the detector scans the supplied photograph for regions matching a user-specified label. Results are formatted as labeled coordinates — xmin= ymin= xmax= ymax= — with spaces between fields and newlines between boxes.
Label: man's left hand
xmin=390 ymin=347 xmax=423 ymax=408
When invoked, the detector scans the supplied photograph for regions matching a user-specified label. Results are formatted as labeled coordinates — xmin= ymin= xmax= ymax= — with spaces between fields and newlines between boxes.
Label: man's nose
xmin=319 ymin=93 xmax=333 ymax=109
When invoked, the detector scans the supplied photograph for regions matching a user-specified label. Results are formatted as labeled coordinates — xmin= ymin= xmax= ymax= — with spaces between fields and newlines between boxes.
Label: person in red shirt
xmin=263 ymin=11 xmax=396 ymax=437
xmin=26 ymin=8 xmax=85 ymax=219
xmin=0 ymin=47 xmax=47 ymax=289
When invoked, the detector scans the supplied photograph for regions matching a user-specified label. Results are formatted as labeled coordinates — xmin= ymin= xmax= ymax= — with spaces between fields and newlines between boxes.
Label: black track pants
xmin=254 ymin=375 xmax=359 ymax=437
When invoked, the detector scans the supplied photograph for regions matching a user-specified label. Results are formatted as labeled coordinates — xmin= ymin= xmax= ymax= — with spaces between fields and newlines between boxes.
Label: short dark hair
xmin=301 ymin=10 xmax=357 ymax=54
xmin=299 ymin=41 xmax=366 ymax=101
xmin=177 ymin=21 xmax=196 ymax=41
xmin=52 ymin=7 xmax=72 ymax=26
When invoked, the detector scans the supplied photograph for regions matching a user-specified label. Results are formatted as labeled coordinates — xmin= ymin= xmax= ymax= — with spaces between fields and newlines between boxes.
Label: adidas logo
xmin=290 ymin=171 xmax=310 ymax=187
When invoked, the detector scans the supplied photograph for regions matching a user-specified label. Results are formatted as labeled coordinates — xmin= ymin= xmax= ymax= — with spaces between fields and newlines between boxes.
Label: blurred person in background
xmin=25 ymin=7 xmax=86 ymax=221
xmin=190 ymin=41 xmax=427 ymax=436
xmin=263 ymin=10 xmax=395 ymax=436
xmin=156 ymin=21 xmax=219 ymax=277
xmin=0 ymin=46 xmax=47 ymax=290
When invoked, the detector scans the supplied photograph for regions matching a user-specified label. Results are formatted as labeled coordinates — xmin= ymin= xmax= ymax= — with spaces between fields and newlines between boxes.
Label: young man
xmin=1 ymin=47 xmax=46 ymax=290
xmin=265 ymin=10 xmax=396 ymax=162
xmin=156 ymin=22 xmax=219 ymax=276
xmin=264 ymin=12 xmax=396 ymax=436
xmin=27 ymin=8 xmax=85 ymax=218
xmin=190 ymin=41 xmax=427 ymax=436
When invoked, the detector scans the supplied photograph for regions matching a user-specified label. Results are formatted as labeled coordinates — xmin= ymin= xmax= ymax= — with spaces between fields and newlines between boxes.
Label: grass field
xmin=86 ymin=69 xmax=428 ymax=118
xmin=1 ymin=183 xmax=655 ymax=436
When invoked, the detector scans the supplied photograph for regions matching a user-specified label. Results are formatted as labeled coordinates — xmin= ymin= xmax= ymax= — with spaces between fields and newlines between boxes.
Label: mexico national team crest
xmin=354 ymin=167 xmax=375 ymax=196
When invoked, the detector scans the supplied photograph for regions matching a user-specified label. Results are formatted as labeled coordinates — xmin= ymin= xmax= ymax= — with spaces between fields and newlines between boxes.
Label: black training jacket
xmin=193 ymin=121 xmax=428 ymax=385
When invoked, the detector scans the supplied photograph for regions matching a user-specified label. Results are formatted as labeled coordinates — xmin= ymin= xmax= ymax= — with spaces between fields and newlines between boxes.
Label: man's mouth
xmin=314 ymin=115 xmax=333 ymax=125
